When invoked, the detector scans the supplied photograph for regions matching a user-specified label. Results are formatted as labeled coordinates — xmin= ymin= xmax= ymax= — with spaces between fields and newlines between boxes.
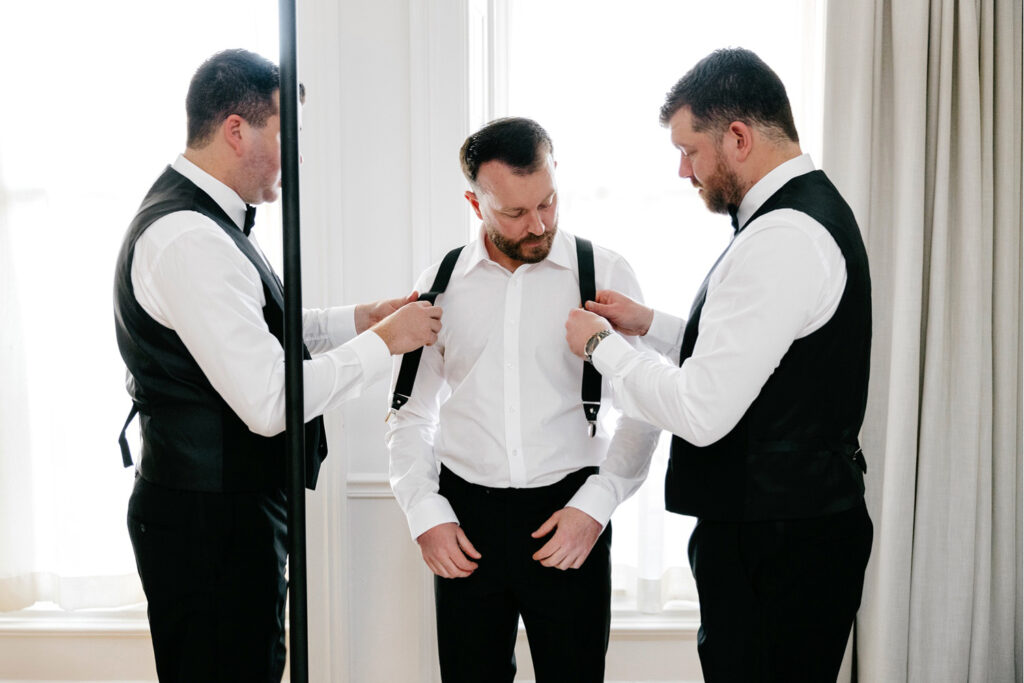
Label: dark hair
xmin=659 ymin=48 xmax=799 ymax=144
xmin=459 ymin=117 xmax=554 ymax=185
xmin=186 ymin=49 xmax=280 ymax=148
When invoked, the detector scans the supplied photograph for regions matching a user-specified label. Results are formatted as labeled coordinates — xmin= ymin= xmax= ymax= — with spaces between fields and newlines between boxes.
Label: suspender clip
xmin=583 ymin=401 xmax=601 ymax=438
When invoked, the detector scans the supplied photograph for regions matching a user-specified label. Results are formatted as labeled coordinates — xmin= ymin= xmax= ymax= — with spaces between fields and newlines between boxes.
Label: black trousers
xmin=127 ymin=475 xmax=289 ymax=683
xmin=687 ymin=501 xmax=873 ymax=683
xmin=435 ymin=466 xmax=612 ymax=683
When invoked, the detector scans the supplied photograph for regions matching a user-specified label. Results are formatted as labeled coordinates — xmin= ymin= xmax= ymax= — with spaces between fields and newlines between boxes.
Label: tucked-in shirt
xmin=387 ymin=228 xmax=662 ymax=540
xmin=131 ymin=154 xmax=392 ymax=437
xmin=593 ymin=154 xmax=847 ymax=447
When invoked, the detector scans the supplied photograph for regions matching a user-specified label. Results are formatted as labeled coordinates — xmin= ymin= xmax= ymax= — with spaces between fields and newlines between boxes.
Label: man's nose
xmin=527 ymin=210 xmax=546 ymax=235
xmin=679 ymin=155 xmax=693 ymax=179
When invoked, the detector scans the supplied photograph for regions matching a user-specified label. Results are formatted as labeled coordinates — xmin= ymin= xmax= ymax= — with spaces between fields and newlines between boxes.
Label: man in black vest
xmin=565 ymin=48 xmax=873 ymax=681
xmin=114 ymin=49 xmax=441 ymax=682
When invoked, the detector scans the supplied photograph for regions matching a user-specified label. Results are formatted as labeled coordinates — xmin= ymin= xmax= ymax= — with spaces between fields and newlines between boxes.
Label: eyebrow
xmin=499 ymin=192 xmax=556 ymax=213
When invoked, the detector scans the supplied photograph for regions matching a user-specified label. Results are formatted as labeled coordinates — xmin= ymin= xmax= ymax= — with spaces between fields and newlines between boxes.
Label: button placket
xmin=504 ymin=270 xmax=527 ymax=486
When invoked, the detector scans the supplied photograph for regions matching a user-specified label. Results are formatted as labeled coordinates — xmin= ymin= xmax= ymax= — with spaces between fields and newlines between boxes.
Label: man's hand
xmin=531 ymin=507 xmax=602 ymax=570
xmin=565 ymin=309 xmax=613 ymax=358
xmin=585 ymin=290 xmax=653 ymax=336
xmin=354 ymin=291 xmax=419 ymax=334
xmin=371 ymin=301 xmax=442 ymax=355
xmin=416 ymin=522 xmax=482 ymax=578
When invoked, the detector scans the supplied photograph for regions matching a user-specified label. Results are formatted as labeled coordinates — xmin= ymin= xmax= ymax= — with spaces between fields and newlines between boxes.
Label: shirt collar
xmin=460 ymin=225 xmax=576 ymax=276
xmin=172 ymin=154 xmax=250 ymax=233
xmin=736 ymin=153 xmax=816 ymax=229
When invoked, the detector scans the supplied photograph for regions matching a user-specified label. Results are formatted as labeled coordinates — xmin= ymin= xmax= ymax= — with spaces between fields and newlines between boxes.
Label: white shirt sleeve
xmin=385 ymin=267 xmax=459 ymax=540
xmin=132 ymin=212 xmax=392 ymax=438
xmin=302 ymin=304 xmax=358 ymax=354
xmin=592 ymin=214 xmax=844 ymax=447
xmin=565 ymin=254 xmax=663 ymax=527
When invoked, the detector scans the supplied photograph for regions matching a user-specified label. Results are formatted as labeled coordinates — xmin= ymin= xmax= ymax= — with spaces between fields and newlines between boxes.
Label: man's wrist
xmin=584 ymin=329 xmax=613 ymax=363
xmin=354 ymin=303 xmax=373 ymax=334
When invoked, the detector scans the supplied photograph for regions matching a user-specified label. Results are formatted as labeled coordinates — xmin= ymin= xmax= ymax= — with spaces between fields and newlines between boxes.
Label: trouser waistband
xmin=439 ymin=464 xmax=598 ymax=504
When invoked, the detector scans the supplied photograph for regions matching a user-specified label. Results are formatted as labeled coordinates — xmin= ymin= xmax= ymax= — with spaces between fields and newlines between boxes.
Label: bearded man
xmin=387 ymin=117 xmax=660 ymax=682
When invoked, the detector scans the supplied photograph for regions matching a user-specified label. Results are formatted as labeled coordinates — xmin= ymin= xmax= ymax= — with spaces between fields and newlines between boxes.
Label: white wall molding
xmin=345 ymin=474 xmax=394 ymax=499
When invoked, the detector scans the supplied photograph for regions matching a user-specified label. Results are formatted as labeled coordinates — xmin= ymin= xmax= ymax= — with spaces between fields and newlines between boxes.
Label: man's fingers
xmin=541 ymin=547 xmax=568 ymax=568
xmin=532 ymin=537 xmax=558 ymax=561
xmin=451 ymin=552 xmax=478 ymax=573
xmin=425 ymin=557 xmax=444 ymax=577
xmin=405 ymin=290 xmax=419 ymax=304
xmin=438 ymin=557 xmax=458 ymax=578
xmin=531 ymin=513 xmax=559 ymax=539
xmin=456 ymin=528 xmax=482 ymax=559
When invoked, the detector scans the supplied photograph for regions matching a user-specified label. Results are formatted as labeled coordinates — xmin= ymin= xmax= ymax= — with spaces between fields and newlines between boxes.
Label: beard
xmin=486 ymin=222 xmax=558 ymax=264
xmin=696 ymin=150 xmax=745 ymax=215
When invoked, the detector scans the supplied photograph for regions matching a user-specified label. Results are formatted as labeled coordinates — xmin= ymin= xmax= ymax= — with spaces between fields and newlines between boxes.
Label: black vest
xmin=666 ymin=170 xmax=871 ymax=521
xmin=113 ymin=166 xmax=326 ymax=493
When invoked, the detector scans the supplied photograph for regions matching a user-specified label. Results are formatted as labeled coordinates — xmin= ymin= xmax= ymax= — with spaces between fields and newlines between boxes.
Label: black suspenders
xmin=575 ymin=237 xmax=602 ymax=436
xmin=389 ymin=245 xmax=465 ymax=415
xmin=388 ymin=236 xmax=603 ymax=436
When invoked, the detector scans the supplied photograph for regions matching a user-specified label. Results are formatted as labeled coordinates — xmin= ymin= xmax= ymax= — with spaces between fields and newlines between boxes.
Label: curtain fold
xmin=822 ymin=0 xmax=1022 ymax=681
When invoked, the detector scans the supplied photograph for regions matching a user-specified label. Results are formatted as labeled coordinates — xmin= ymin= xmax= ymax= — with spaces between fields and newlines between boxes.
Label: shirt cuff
xmin=566 ymin=477 xmax=617 ymax=529
xmin=346 ymin=330 xmax=392 ymax=386
xmin=591 ymin=333 xmax=637 ymax=377
xmin=644 ymin=309 xmax=685 ymax=357
xmin=326 ymin=305 xmax=358 ymax=345
xmin=406 ymin=494 xmax=460 ymax=541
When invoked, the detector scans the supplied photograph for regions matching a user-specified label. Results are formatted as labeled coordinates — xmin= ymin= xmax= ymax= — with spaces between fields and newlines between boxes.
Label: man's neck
xmin=183 ymin=148 xmax=240 ymax=197
xmin=742 ymin=144 xmax=803 ymax=197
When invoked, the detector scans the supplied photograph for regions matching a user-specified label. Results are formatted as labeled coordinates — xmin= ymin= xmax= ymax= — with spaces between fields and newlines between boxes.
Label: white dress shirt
xmin=131 ymin=154 xmax=392 ymax=437
xmin=593 ymin=154 xmax=848 ymax=447
xmin=387 ymin=228 xmax=662 ymax=540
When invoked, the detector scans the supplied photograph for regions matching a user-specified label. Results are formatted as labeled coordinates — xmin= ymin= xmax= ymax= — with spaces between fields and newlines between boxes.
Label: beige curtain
xmin=822 ymin=0 xmax=1022 ymax=681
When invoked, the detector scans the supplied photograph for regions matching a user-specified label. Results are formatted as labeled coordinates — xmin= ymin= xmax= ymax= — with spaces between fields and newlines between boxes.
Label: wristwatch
xmin=584 ymin=329 xmax=613 ymax=363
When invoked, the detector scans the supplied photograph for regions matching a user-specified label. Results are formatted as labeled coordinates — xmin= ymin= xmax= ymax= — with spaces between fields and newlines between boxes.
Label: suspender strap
xmin=575 ymin=237 xmax=602 ymax=436
xmin=118 ymin=402 xmax=139 ymax=468
xmin=388 ymin=238 xmax=602 ymax=438
xmin=389 ymin=246 xmax=465 ymax=415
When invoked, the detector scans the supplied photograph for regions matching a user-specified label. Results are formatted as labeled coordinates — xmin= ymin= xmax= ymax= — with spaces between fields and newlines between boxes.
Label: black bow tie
xmin=727 ymin=205 xmax=740 ymax=233
xmin=243 ymin=205 xmax=257 ymax=236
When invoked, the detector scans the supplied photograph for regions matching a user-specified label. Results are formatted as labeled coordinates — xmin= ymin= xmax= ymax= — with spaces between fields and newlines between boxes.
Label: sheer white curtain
xmin=0 ymin=0 xmax=280 ymax=612
xmin=822 ymin=0 xmax=1022 ymax=680
xmin=501 ymin=0 xmax=825 ymax=613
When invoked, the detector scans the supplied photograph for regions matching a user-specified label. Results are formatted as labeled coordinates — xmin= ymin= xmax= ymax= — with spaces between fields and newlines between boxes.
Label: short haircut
xmin=186 ymin=49 xmax=280 ymax=148
xmin=660 ymin=48 xmax=799 ymax=144
xmin=459 ymin=117 xmax=554 ymax=186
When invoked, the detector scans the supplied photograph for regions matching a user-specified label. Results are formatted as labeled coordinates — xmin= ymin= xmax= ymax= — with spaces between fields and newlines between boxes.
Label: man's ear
xmin=221 ymin=114 xmax=246 ymax=157
xmin=464 ymin=190 xmax=483 ymax=220
xmin=726 ymin=121 xmax=753 ymax=163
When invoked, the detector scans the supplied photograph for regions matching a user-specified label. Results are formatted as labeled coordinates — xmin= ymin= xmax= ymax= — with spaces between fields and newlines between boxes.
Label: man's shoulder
xmin=139 ymin=209 xmax=233 ymax=253
xmin=415 ymin=243 xmax=472 ymax=291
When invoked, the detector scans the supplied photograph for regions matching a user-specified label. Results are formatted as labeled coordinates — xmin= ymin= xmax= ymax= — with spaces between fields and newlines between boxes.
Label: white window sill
xmin=2 ymin=602 xmax=700 ymax=638
xmin=0 ymin=603 xmax=150 ymax=637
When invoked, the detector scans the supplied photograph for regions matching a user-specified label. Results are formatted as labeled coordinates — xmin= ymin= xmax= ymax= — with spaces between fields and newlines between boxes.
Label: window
xmin=485 ymin=0 xmax=825 ymax=612
xmin=0 ymin=0 xmax=282 ymax=612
